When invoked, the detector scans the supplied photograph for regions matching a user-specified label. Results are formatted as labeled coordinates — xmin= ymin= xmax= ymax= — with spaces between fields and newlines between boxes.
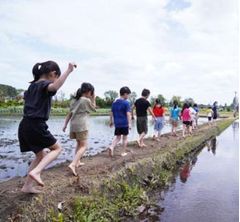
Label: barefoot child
xmin=170 ymin=101 xmax=180 ymax=136
xmin=193 ymin=103 xmax=199 ymax=128
xmin=133 ymin=89 xmax=156 ymax=147
xmin=18 ymin=61 xmax=76 ymax=193
xmin=63 ymin=83 xmax=96 ymax=176
xmin=181 ymin=103 xmax=192 ymax=138
xmin=207 ymin=106 xmax=213 ymax=125
xmin=108 ymin=87 xmax=131 ymax=157
xmin=152 ymin=99 xmax=165 ymax=141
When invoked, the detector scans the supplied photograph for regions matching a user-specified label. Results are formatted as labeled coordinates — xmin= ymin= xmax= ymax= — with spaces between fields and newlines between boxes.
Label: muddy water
xmin=0 ymin=116 xmax=207 ymax=182
xmin=154 ymin=121 xmax=239 ymax=222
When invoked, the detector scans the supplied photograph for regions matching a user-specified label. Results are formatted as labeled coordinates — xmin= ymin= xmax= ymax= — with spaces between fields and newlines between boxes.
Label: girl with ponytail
xmin=63 ymin=82 xmax=96 ymax=176
xmin=18 ymin=61 xmax=77 ymax=193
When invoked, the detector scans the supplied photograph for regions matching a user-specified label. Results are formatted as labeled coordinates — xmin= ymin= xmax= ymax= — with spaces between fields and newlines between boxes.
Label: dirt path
xmin=0 ymin=123 xmax=220 ymax=221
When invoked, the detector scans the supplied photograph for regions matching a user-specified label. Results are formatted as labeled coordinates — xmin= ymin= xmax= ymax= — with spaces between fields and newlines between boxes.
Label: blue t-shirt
xmin=170 ymin=107 xmax=180 ymax=120
xmin=111 ymin=99 xmax=131 ymax=128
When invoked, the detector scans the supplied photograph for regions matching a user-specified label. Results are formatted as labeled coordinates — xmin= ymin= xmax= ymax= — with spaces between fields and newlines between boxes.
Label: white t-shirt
xmin=189 ymin=107 xmax=197 ymax=121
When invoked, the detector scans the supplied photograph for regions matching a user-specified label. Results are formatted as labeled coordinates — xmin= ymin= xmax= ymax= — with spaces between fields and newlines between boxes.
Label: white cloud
xmin=0 ymin=0 xmax=238 ymax=104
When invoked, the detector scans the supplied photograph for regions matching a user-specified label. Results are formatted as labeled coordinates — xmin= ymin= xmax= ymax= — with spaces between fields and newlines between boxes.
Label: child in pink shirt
xmin=181 ymin=103 xmax=192 ymax=138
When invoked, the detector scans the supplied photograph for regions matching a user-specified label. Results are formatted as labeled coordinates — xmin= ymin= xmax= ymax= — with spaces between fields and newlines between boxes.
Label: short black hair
xmin=120 ymin=86 xmax=131 ymax=96
xmin=141 ymin=89 xmax=150 ymax=97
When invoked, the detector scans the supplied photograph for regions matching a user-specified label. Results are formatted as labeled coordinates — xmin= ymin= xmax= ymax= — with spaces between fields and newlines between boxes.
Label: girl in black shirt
xmin=18 ymin=61 xmax=76 ymax=193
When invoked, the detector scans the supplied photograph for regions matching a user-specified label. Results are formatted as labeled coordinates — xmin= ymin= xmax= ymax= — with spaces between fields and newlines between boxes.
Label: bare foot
xmin=136 ymin=140 xmax=141 ymax=148
xmin=29 ymin=171 xmax=44 ymax=187
xmin=76 ymin=161 xmax=85 ymax=167
xmin=68 ymin=164 xmax=78 ymax=176
xmin=108 ymin=148 xmax=114 ymax=157
xmin=142 ymin=143 xmax=147 ymax=147
xmin=21 ymin=186 xmax=43 ymax=194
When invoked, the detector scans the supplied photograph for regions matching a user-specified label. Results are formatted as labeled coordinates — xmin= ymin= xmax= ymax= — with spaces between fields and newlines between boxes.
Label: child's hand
xmin=109 ymin=121 xmax=113 ymax=127
xmin=68 ymin=62 xmax=77 ymax=72
xmin=62 ymin=125 xmax=67 ymax=132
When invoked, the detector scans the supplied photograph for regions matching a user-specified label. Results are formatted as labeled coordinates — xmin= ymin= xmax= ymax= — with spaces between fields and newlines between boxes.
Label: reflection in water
xmin=206 ymin=137 xmax=217 ymax=155
xmin=180 ymin=157 xmax=198 ymax=183
xmin=158 ymin=122 xmax=239 ymax=222
xmin=232 ymin=120 xmax=239 ymax=140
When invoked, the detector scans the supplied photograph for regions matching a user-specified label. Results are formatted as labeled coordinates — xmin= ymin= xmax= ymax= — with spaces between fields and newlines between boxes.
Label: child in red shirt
xmin=152 ymin=99 xmax=165 ymax=141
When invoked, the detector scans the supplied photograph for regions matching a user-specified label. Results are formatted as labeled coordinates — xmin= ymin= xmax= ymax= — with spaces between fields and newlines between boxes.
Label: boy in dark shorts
xmin=109 ymin=86 xmax=131 ymax=157
xmin=133 ymin=89 xmax=156 ymax=147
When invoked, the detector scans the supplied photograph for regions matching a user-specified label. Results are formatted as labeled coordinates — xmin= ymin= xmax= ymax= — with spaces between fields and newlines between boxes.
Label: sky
xmin=0 ymin=0 xmax=239 ymax=105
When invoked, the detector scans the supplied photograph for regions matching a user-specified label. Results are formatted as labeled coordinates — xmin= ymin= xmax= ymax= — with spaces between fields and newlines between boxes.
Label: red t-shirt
xmin=153 ymin=106 xmax=165 ymax=117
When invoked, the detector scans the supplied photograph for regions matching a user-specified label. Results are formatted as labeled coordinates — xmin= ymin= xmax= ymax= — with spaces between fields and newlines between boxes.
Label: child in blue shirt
xmin=170 ymin=100 xmax=181 ymax=136
xmin=109 ymin=87 xmax=131 ymax=157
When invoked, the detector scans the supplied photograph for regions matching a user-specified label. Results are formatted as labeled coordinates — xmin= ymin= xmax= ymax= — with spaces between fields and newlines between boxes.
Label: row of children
xmin=18 ymin=60 xmax=215 ymax=194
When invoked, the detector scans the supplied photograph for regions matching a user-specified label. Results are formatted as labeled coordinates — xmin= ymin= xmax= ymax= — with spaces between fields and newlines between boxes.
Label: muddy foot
xmin=29 ymin=171 xmax=44 ymax=187
xmin=68 ymin=164 xmax=78 ymax=176
xmin=21 ymin=186 xmax=43 ymax=194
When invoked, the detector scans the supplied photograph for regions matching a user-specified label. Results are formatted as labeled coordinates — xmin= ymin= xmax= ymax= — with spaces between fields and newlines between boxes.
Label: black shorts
xmin=208 ymin=117 xmax=212 ymax=121
xmin=213 ymin=114 xmax=217 ymax=120
xmin=137 ymin=116 xmax=148 ymax=134
xmin=18 ymin=118 xmax=57 ymax=154
xmin=183 ymin=121 xmax=192 ymax=126
xmin=114 ymin=127 xmax=129 ymax=136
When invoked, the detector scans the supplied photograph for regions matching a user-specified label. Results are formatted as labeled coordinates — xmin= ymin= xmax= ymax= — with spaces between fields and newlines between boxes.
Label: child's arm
xmin=127 ymin=112 xmax=132 ymax=129
xmin=148 ymin=107 xmax=156 ymax=120
xmin=109 ymin=111 xmax=114 ymax=127
xmin=63 ymin=112 xmax=73 ymax=132
xmin=48 ymin=63 xmax=76 ymax=92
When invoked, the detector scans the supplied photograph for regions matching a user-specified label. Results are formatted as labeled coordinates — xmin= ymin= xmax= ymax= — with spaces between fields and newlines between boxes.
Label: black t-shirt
xmin=134 ymin=98 xmax=151 ymax=117
xmin=23 ymin=80 xmax=56 ymax=120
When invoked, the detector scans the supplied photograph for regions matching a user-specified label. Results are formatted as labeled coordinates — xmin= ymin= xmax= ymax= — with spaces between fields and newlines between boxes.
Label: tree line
xmin=0 ymin=83 xmax=235 ymax=111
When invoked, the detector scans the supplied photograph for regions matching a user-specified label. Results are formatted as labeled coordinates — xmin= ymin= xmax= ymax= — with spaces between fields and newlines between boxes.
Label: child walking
xmin=63 ymin=83 xmax=96 ymax=176
xmin=169 ymin=101 xmax=180 ymax=136
xmin=108 ymin=87 xmax=131 ymax=157
xmin=189 ymin=103 xmax=197 ymax=130
xmin=18 ymin=61 xmax=76 ymax=193
xmin=193 ymin=103 xmax=199 ymax=128
xmin=152 ymin=99 xmax=165 ymax=141
xmin=207 ymin=106 xmax=213 ymax=125
xmin=181 ymin=103 xmax=192 ymax=138
xmin=133 ymin=89 xmax=156 ymax=147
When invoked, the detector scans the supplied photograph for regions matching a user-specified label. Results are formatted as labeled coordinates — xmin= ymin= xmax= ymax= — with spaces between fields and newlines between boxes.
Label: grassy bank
xmin=2 ymin=118 xmax=232 ymax=222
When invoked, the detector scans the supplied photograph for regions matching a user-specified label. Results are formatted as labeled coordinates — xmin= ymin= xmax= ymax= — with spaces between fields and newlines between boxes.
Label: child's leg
xmin=69 ymin=140 xmax=87 ymax=176
xmin=122 ymin=135 xmax=128 ymax=156
xmin=182 ymin=124 xmax=186 ymax=137
xmin=29 ymin=143 xmax=62 ymax=186
xmin=109 ymin=135 xmax=121 ymax=157
xmin=21 ymin=150 xmax=47 ymax=193
xmin=139 ymin=132 xmax=146 ymax=146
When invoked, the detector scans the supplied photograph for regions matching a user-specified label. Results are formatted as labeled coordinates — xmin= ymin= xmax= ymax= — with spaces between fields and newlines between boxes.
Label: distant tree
xmin=96 ymin=96 xmax=107 ymax=108
xmin=184 ymin=98 xmax=195 ymax=106
xmin=104 ymin=90 xmax=118 ymax=106
xmin=150 ymin=94 xmax=166 ymax=106
xmin=170 ymin=96 xmax=182 ymax=107
xmin=128 ymin=91 xmax=137 ymax=105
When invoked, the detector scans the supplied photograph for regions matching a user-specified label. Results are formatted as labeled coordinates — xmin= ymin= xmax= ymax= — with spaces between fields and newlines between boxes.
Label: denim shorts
xmin=154 ymin=117 xmax=164 ymax=131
